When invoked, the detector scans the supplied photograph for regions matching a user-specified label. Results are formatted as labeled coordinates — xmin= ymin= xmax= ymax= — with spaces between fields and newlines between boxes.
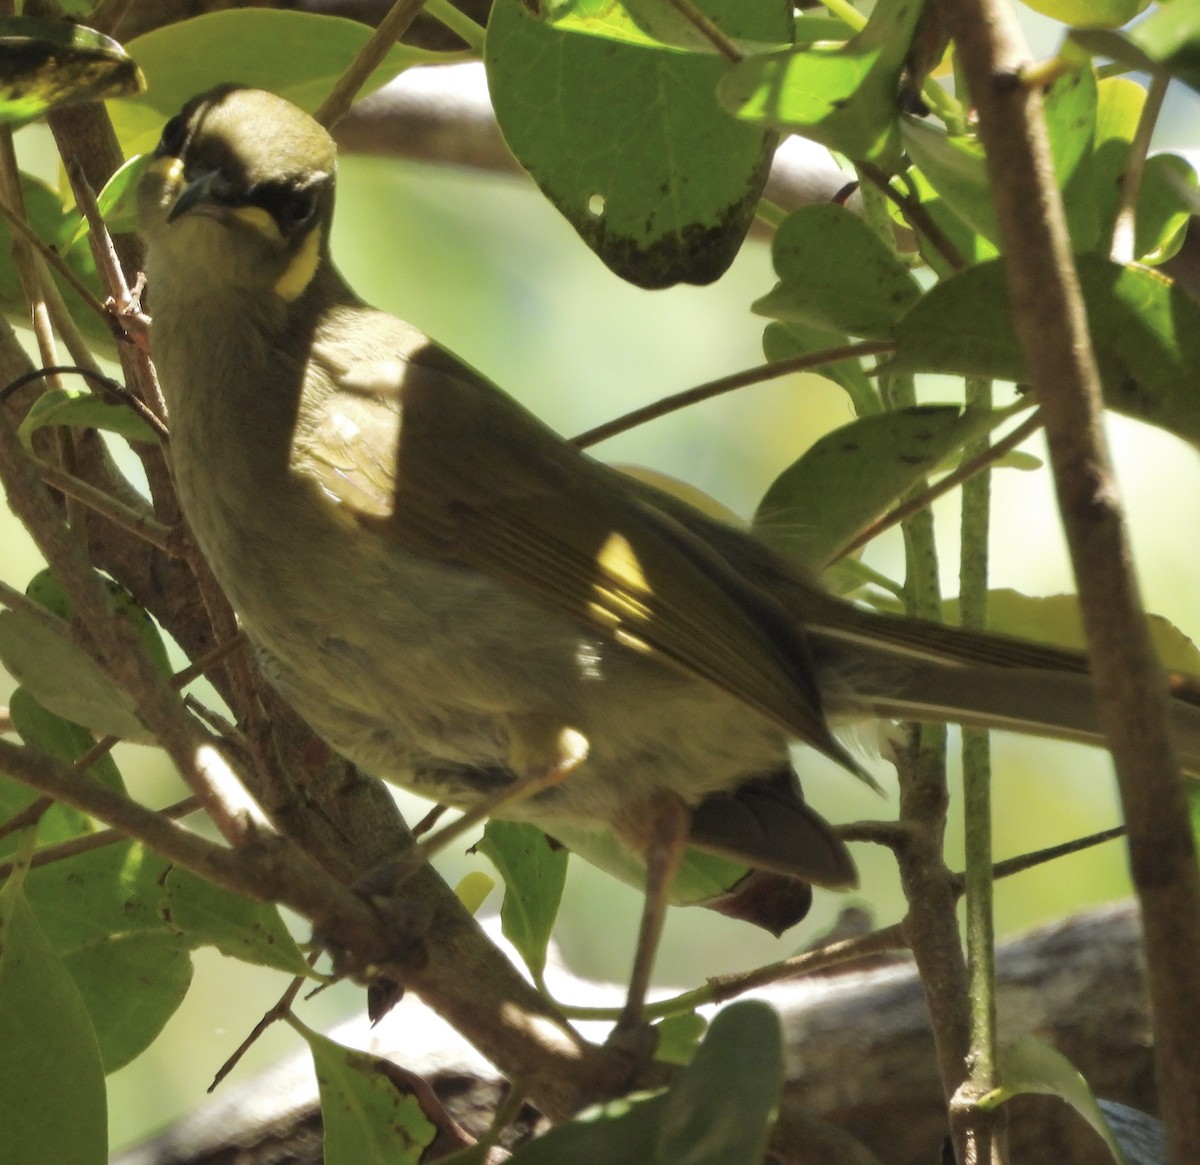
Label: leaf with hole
xmin=486 ymin=0 xmax=789 ymax=287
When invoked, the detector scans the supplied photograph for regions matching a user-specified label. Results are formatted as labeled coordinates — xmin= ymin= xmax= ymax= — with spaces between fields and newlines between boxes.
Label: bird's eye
xmin=278 ymin=191 xmax=317 ymax=233
xmin=155 ymin=114 xmax=188 ymax=159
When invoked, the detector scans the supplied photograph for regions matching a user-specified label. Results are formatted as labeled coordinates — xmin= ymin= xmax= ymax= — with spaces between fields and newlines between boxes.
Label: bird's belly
xmin=174 ymin=450 xmax=791 ymax=823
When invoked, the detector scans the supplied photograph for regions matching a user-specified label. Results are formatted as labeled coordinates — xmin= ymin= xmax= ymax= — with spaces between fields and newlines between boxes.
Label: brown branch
xmin=945 ymin=3 xmax=1200 ymax=1159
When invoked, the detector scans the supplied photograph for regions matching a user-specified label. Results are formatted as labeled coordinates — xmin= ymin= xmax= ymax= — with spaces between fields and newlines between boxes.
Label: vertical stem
xmin=883 ymin=373 xmax=970 ymax=1156
xmin=958 ymin=379 xmax=1006 ymax=1162
xmin=946 ymin=3 xmax=1200 ymax=1160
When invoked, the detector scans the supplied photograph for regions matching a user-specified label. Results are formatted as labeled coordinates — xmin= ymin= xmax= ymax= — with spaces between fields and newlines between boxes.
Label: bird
xmin=136 ymin=85 xmax=1200 ymax=989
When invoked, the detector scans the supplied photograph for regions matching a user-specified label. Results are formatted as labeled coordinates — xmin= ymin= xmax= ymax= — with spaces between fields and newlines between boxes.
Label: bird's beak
xmin=165 ymin=166 xmax=232 ymax=223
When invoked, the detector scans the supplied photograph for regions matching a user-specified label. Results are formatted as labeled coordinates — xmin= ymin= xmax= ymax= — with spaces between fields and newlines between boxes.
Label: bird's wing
xmin=299 ymin=326 xmax=861 ymax=773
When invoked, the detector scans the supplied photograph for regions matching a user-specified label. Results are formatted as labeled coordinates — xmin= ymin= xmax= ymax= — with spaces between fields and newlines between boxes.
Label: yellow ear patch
xmin=227 ymin=206 xmax=322 ymax=301
xmin=275 ymin=225 xmax=321 ymax=301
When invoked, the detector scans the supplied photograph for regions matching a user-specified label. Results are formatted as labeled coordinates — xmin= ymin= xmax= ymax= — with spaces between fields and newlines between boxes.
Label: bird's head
xmin=137 ymin=86 xmax=336 ymax=302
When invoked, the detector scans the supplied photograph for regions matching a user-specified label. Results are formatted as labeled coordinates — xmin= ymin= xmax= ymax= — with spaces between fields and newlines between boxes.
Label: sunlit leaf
xmin=0 ymin=17 xmax=142 ymax=125
xmin=476 ymin=821 xmax=567 ymax=982
xmin=718 ymin=0 xmax=922 ymax=164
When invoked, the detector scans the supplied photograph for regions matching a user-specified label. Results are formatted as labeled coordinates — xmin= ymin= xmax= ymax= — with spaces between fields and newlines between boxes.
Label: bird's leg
xmin=614 ymin=792 xmax=692 ymax=1037
xmin=399 ymin=714 xmax=590 ymax=872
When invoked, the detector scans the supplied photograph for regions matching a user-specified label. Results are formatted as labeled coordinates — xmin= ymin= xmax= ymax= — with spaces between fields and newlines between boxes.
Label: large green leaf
xmin=508 ymin=1001 xmax=782 ymax=1165
xmin=0 ymin=882 xmax=107 ymax=1165
xmin=115 ymin=10 xmax=454 ymax=154
xmin=486 ymin=0 xmax=789 ymax=287
xmin=891 ymin=256 xmax=1200 ymax=446
xmin=981 ymin=1035 xmax=1129 ymax=1165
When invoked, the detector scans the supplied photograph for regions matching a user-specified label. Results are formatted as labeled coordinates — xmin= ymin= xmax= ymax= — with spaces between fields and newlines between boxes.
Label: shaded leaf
xmin=653 ymin=1011 xmax=707 ymax=1065
xmin=486 ymin=0 xmax=788 ymax=288
xmin=19 ymin=385 xmax=159 ymax=447
xmin=0 ymin=600 xmax=150 ymax=742
xmin=891 ymin=256 xmax=1200 ymax=447
xmin=162 ymin=866 xmax=312 ymax=977
xmin=476 ymin=820 xmax=567 ymax=982
xmin=762 ymin=320 xmax=883 ymax=417
xmin=753 ymin=405 xmax=1009 ymax=569
xmin=61 ymin=931 xmax=193 ymax=1073
xmin=116 ymin=10 xmax=452 ymax=155
xmin=0 ymin=882 xmax=106 ymax=1165
xmin=509 ymin=1001 xmax=781 ymax=1164
xmin=8 ymin=685 xmax=125 ymax=794
xmin=754 ymin=203 xmax=923 ymax=338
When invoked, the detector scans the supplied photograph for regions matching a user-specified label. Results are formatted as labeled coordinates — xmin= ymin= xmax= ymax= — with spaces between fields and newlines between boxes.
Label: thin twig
xmin=316 ymin=0 xmax=430 ymax=129
xmin=572 ymin=341 xmax=893 ymax=448
xmin=1109 ymin=69 xmax=1169 ymax=264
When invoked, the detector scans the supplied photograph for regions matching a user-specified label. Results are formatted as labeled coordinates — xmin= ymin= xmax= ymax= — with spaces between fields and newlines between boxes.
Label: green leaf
xmin=8 ymin=686 xmax=125 ymax=794
xmin=486 ymin=0 xmax=788 ymax=288
xmin=476 ymin=821 xmax=567 ymax=982
xmin=61 ymin=930 xmax=193 ymax=1073
xmin=0 ymin=600 xmax=150 ymax=742
xmin=762 ymin=320 xmax=883 ymax=416
xmin=718 ymin=0 xmax=923 ymax=164
xmin=1136 ymin=153 xmax=1198 ymax=264
xmin=0 ymin=17 xmax=142 ymax=126
xmin=545 ymin=821 xmax=752 ymax=905
xmin=115 ymin=10 xmax=454 ymax=155
xmin=303 ymin=1030 xmax=437 ymax=1165
xmin=453 ymin=870 xmax=496 ymax=915
xmin=66 ymin=151 xmax=154 ymax=247
xmin=901 ymin=118 xmax=998 ymax=245
xmin=891 ymin=255 xmax=1200 ymax=447
xmin=0 ymin=882 xmax=107 ymax=1165
xmin=981 ymin=1034 xmax=1129 ymax=1165
xmin=753 ymin=406 xmax=1009 ymax=569
xmin=509 ymin=1001 xmax=782 ymax=1164
xmin=162 ymin=866 xmax=312 ymax=977
xmin=653 ymin=1011 xmax=707 ymax=1065
xmin=19 ymin=385 xmax=159 ymax=447
xmin=1020 ymin=0 xmax=1148 ymax=29
xmin=754 ymin=203 xmax=923 ymax=338
xmin=23 ymin=843 xmax=175 ymax=950
xmin=657 ymin=1002 xmax=781 ymax=1164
